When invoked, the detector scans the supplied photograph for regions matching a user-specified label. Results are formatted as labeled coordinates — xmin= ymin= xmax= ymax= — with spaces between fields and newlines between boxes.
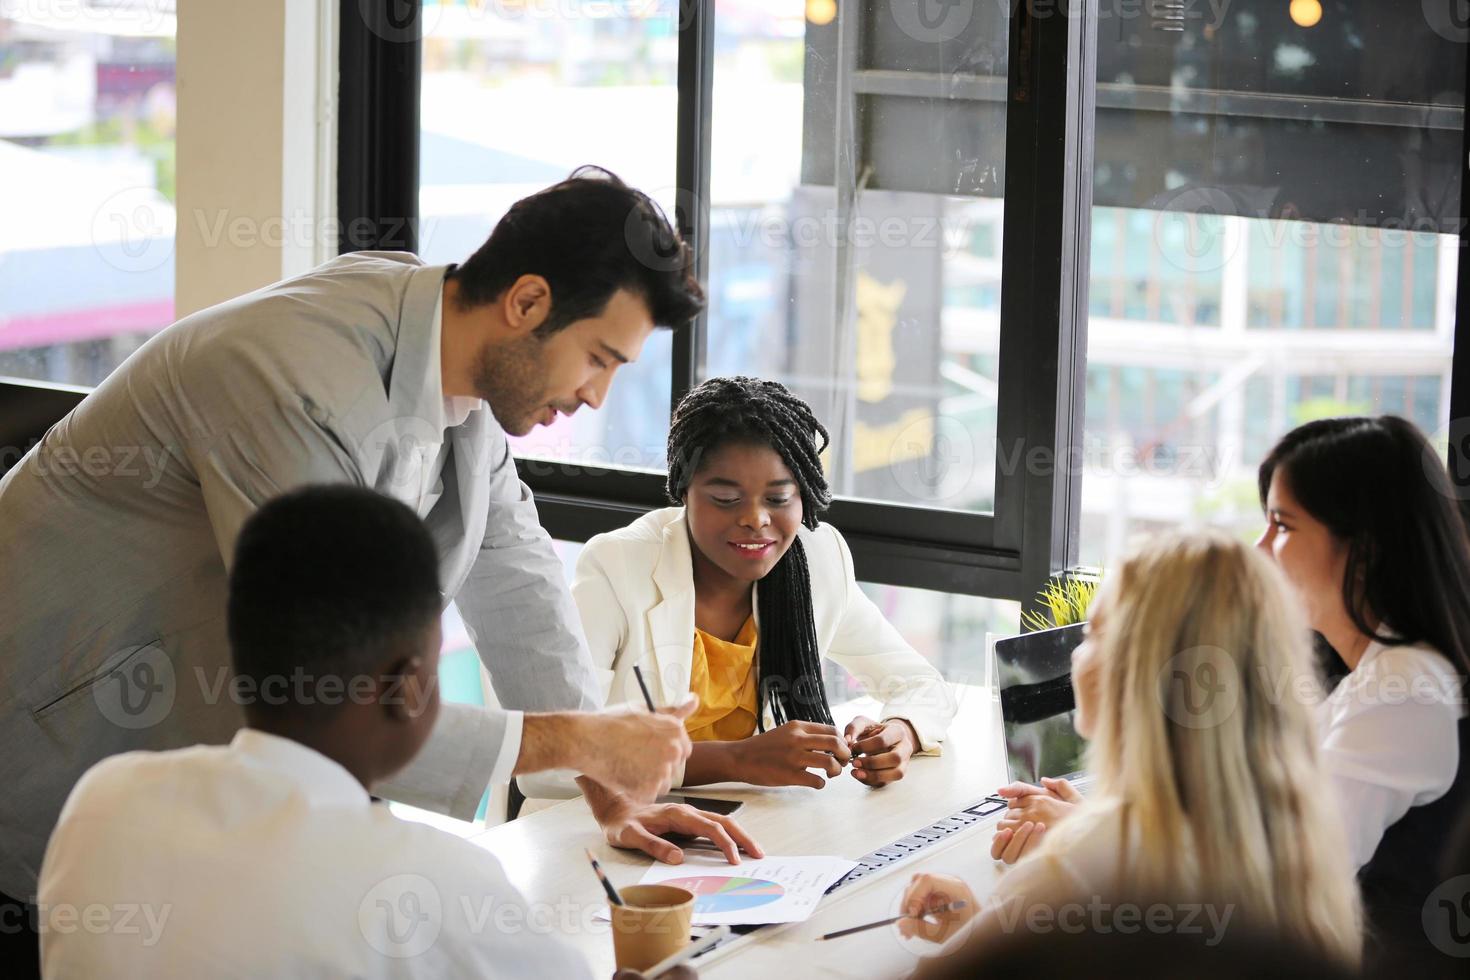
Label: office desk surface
xmin=469 ymin=685 xmax=1010 ymax=978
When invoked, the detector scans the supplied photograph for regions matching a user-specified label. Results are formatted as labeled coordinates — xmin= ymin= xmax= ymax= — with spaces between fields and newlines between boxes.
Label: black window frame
xmin=2 ymin=3 xmax=1466 ymax=609
xmin=338 ymin=0 xmax=1110 ymax=605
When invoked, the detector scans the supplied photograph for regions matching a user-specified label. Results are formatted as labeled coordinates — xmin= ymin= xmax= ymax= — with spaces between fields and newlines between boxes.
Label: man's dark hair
xmin=665 ymin=376 xmax=835 ymax=729
xmin=447 ymin=165 xmax=705 ymax=334
xmin=228 ymin=485 xmax=442 ymax=722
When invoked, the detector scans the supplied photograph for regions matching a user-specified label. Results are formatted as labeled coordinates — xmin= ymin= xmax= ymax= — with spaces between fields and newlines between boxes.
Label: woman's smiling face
xmin=684 ymin=441 xmax=804 ymax=584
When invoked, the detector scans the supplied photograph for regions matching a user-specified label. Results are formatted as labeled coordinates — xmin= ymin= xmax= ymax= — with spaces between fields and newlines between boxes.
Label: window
xmin=704 ymin=1 xmax=1008 ymax=515
xmin=359 ymin=0 xmax=1090 ymax=605
xmin=417 ymin=1 xmax=679 ymax=472
xmin=0 ymin=2 xmax=177 ymax=386
xmin=1078 ymin=6 xmax=1462 ymax=568
xmin=345 ymin=2 xmax=1468 ymax=614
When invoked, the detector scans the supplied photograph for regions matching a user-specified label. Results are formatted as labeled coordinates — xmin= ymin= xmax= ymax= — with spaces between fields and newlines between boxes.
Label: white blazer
xmin=571 ymin=507 xmax=957 ymax=761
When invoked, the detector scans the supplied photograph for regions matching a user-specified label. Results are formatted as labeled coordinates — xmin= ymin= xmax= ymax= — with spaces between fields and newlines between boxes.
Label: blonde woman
xmin=899 ymin=530 xmax=1362 ymax=967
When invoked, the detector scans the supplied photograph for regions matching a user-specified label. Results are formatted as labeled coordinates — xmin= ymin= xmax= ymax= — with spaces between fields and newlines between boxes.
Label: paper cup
xmin=610 ymin=884 xmax=696 ymax=972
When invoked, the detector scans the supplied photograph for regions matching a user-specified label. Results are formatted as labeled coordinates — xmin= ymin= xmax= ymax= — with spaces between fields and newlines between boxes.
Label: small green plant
xmin=1021 ymin=575 xmax=1100 ymax=632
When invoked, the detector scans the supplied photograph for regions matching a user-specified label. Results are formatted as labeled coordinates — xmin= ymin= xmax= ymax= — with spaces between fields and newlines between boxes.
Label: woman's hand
xmin=897 ymin=873 xmax=978 ymax=943
xmin=989 ymin=777 xmax=1080 ymax=864
xmin=726 ymin=720 xmax=853 ymax=788
xmin=844 ymin=715 xmax=919 ymax=787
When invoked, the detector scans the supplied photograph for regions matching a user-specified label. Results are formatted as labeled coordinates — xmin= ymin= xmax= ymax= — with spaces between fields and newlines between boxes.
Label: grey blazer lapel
xmin=436 ymin=412 xmax=492 ymax=598
xmin=366 ymin=262 xmax=455 ymax=486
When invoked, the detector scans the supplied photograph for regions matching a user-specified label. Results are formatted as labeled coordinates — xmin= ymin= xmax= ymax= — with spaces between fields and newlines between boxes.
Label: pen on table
xmin=632 ymin=664 xmax=656 ymax=711
xmin=815 ymin=900 xmax=969 ymax=941
xmin=584 ymin=848 xmax=624 ymax=907
xmin=643 ymin=925 xmax=731 ymax=978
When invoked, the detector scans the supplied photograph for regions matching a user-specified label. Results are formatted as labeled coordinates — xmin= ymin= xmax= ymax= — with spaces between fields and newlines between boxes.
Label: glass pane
xmin=0 ymin=4 xmax=177 ymax=386
xmin=418 ymin=1 xmax=680 ymax=472
xmin=703 ymin=1 xmax=1007 ymax=514
xmin=823 ymin=582 xmax=1017 ymax=697
xmin=1080 ymin=6 xmax=1461 ymax=568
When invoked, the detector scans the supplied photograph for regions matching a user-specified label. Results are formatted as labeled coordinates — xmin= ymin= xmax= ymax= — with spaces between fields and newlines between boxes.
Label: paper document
xmin=635 ymin=854 xmax=857 ymax=926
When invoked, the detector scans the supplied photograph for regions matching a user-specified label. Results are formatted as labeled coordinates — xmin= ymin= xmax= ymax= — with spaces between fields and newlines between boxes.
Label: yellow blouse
xmin=685 ymin=615 xmax=760 ymax=741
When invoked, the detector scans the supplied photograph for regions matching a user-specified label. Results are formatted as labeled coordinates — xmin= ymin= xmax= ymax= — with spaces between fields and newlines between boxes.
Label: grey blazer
xmin=0 ymin=252 xmax=599 ymax=897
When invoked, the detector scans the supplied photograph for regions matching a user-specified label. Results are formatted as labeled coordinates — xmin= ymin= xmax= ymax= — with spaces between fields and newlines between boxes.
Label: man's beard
xmin=472 ymin=333 xmax=550 ymax=437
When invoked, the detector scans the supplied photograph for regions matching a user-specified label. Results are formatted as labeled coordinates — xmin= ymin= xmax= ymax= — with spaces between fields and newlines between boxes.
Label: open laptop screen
xmin=994 ymin=623 xmax=1088 ymax=784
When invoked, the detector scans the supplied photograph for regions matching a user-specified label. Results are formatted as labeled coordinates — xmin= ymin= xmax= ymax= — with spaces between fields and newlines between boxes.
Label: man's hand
xmin=598 ymin=799 xmax=765 ymax=866
xmin=724 ymin=720 xmax=852 ymax=788
xmin=844 ymin=715 xmax=919 ymax=787
xmin=528 ymin=700 xmax=696 ymax=805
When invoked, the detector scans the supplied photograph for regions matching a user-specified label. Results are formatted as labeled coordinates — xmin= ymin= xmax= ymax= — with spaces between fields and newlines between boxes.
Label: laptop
xmin=991 ymin=623 xmax=1091 ymax=787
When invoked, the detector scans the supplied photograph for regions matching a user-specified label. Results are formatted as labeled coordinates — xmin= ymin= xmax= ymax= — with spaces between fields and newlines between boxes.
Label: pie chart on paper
xmin=660 ymin=875 xmax=787 ymax=914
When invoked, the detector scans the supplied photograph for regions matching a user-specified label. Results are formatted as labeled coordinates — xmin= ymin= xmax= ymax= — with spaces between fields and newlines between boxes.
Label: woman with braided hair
xmin=571 ymin=377 xmax=955 ymax=790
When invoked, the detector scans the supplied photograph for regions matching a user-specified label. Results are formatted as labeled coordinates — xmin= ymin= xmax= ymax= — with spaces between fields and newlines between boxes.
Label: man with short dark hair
xmin=38 ymin=486 xmax=709 ymax=977
xmin=0 ymin=169 xmax=750 ymax=931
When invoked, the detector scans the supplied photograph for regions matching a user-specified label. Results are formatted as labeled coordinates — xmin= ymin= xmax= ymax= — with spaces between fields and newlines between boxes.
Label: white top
xmin=37 ymin=730 xmax=590 ymax=980
xmin=561 ymin=507 xmax=956 ymax=792
xmin=1315 ymin=640 xmax=1466 ymax=869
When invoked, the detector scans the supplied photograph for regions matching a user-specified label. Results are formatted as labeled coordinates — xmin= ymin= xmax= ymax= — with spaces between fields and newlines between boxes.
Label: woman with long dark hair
xmin=570 ymin=377 xmax=956 ymax=789
xmin=1256 ymin=415 xmax=1470 ymax=962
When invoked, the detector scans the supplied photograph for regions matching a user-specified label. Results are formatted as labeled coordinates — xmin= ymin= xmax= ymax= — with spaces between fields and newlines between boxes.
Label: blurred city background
xmin=2 ymin=0 xmax=1460 ymax=700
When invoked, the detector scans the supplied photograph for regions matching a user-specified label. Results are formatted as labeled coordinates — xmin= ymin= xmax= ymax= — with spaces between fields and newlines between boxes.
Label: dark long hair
xmin=666 ymin=377 xmax=835 ymax=727
xmin=1258 ymin=415 xmax=1470 ymax=689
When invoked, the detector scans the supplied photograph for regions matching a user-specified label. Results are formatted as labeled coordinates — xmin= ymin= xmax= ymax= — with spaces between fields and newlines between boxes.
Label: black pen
xmin=585 ymin=848 xmax=625 ymax=907
xmin=632 ymin=664 xmax=656 ymax=711
xmin=816 ymin=900 xmax=969 ymax=941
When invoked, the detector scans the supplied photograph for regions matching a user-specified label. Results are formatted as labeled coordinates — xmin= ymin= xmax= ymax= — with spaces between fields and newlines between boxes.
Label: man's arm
xmin=451 ymin=432 xmax=602 ymax=715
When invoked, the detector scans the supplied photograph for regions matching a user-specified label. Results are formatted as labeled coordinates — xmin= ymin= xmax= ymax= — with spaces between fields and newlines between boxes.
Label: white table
xmin=468 ymin=685 xmax=1012 ymax=978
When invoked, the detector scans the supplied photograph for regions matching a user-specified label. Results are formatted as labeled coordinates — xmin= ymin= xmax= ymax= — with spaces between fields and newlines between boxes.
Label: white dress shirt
xmin=407 ymin=289 xmax=486 ymax=521
xmin=1315 ymin=640 xmax=1466 ymax=868
xmin=384 ymin=287 xmax=525 ymax=801
xmin=38 ymin=729 xmax=590 ymax=979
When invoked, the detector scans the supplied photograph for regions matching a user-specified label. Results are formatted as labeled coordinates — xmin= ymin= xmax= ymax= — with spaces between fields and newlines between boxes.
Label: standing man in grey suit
xmin=0 ymin=169 xmax=757 ymax=926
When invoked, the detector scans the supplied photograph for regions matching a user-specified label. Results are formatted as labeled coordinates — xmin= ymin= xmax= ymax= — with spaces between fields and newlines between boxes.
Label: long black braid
xmin=666 ymin=377 xmax=836 ymax=728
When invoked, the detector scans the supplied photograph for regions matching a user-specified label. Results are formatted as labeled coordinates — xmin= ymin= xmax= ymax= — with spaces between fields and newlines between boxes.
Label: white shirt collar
xmin=230 ymin=728 xmax=372 ymax=808
xmin=429 ymin=285 xmax=484 ymax=432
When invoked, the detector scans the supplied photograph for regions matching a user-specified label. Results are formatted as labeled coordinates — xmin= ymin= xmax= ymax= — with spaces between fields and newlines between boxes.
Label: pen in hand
xmin=817 ymin=900 xmax=969 ymax=941
xmin=632 ymin=664 xmax=657 ymax=711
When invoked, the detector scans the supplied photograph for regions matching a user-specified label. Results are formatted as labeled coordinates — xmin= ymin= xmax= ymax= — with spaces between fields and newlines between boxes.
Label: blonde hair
xmin=1033 ymin=529 xmax=1362 ymax=965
